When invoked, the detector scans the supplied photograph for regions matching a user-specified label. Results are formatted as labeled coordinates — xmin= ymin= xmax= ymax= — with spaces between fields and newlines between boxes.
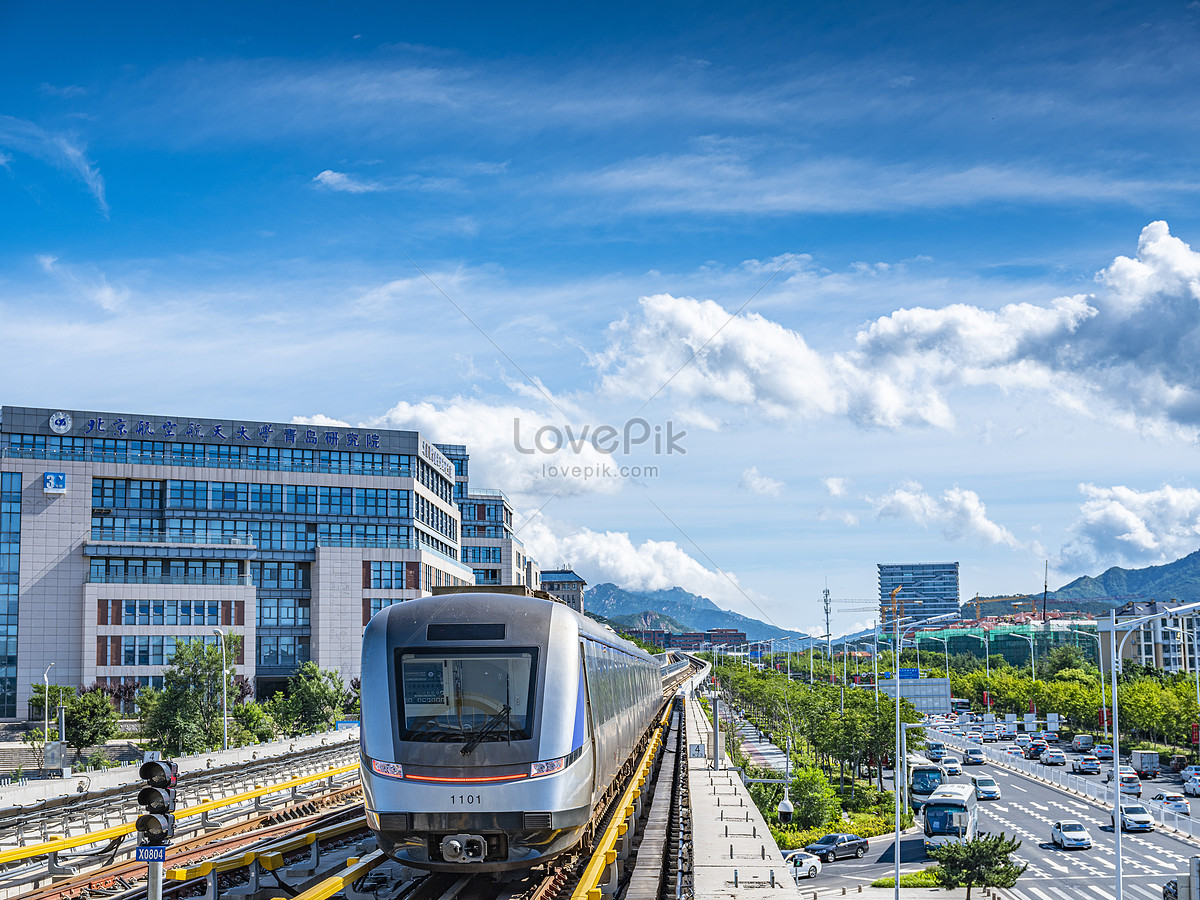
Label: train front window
xmin=397 ymin=650 xmax=536 ymax=743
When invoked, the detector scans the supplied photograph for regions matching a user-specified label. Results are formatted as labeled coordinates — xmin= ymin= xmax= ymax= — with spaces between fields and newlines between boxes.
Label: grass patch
xmin=871 ymin=866 xmax=941 ymax=887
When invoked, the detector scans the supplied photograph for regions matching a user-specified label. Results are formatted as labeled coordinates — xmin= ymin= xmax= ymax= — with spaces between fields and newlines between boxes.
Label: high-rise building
xmin=0 ymin=405 xmax=474 ymax=718
xmin=878 ymin=562 xmax=960 ymax=629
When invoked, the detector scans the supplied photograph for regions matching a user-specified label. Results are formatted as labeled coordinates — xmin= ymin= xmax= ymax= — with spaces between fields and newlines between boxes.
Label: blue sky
xmin=5 ymin=0 xmax=1200 ymax=636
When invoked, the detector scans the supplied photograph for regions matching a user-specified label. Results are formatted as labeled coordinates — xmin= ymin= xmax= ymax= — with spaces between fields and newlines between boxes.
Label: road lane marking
xmin=1087 ymin=884 xmax=1116 ymax=900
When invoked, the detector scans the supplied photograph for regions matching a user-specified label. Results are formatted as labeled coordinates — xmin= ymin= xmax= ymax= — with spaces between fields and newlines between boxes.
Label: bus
xmin=907 ymin=753 xmax=945 ymax=811
xmin=922 ymin=783 xmax=979 ymax=853
xmin=950 ymin=697 xmax=971 ymax=714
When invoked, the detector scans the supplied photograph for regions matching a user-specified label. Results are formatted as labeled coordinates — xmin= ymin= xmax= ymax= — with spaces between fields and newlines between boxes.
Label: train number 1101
xmin=450 ymin=794 xmax=482 ymax=805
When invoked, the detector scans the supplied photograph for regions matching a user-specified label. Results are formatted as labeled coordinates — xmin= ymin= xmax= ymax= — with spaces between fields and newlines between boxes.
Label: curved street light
xmin=919 ymin=633 xmax=950 ymax=680
xmin=1069 ymin=628 xmax=1108 ymax=741
xmin=963 ymin=633 xmax=991 ymax=713
xmin=213 ymin=628 xmax=228 ymax=752
xmin=1110 ymin=600 xmax=1200 ymax=900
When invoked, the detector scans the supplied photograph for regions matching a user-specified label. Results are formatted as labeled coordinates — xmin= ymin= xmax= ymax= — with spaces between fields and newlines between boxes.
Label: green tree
xmin=29 ymin=684 xmax=76 ymax=721
xmin=230 ymin=701 xmax=277 ymax=746
xmin=929 ymin=833 xmax=1028 ymax=900
xmin=278 ymin=662 xmax=346 ymax=734
xmin=1041 ymin=644 xmax=1094 ymax=678
xmin=139 ymin=637 xmax=239 ymax=753
xmin=64 ymin=689 xmax=120 ymax=762
xmin=788 ymin=766 xmax=841 ymax=828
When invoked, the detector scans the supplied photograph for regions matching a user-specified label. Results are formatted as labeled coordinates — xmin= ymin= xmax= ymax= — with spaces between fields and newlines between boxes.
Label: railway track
xmin=8 ymin=669 xmax=699 ymax=900
xmin=280 ymin=691 xmax=693 ymax=900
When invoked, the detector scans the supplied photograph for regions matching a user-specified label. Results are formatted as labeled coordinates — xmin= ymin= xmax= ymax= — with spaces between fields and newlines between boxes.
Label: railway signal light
xmin=136 ymin=759 xmax=178 ymax=845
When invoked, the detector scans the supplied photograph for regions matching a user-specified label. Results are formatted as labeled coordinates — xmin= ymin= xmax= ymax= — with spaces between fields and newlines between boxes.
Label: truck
xmin=1131 ymin=749 xmax=1160 ymax=779
xmin=1071 ymin=733 xmax=1095 ymax=752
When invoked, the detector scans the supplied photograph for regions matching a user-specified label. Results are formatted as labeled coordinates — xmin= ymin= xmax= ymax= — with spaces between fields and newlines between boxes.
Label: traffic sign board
xmin=136 ymin=845 xmax=167 ymax=862
xmin=898 ymin=668 xmax=919 ymax=679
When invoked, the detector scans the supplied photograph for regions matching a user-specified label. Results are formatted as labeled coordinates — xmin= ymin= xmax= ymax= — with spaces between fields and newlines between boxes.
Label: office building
xmin=878 ymin=562 xmax=960 ymax=629
xmin=540 ymin=569 xmax=586 ymax=613
xmin=1098 ymin=600 xmax=1198 ymax=674
xmin=0 ymin=405 xmax=474 ymax=719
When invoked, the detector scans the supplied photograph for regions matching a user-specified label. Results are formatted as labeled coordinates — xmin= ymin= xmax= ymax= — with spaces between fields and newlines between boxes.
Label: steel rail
xmin=0 ymin=762 xmax=357 ymax=866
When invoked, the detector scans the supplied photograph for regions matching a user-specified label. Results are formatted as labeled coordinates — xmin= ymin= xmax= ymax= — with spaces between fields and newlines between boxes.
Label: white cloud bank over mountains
xmin=1061 ymin=483 xmax=1200 ymax=570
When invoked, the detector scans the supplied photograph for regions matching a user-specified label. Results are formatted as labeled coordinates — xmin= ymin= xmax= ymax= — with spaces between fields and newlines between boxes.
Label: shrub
xmin=872 ymin=867 xmax=941 ymax=887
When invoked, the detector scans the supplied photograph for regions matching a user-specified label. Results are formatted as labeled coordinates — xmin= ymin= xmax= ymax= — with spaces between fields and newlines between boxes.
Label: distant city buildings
xmin=878 ymin=562 xmax=960 ymax=628
xmin=626 ymin=627 xmax=747 ymax=651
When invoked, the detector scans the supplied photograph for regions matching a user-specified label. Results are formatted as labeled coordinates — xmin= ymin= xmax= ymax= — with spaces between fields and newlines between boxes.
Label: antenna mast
xmin=1042 ymin=560 xmax=1049 ymax=622
xmin=823 ymin=585 xmax=832 ymax=683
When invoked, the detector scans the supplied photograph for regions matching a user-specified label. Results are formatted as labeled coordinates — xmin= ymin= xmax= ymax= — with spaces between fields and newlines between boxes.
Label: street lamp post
xmin=213 ymin=628 xmax=228 ymax=752
xmin=964 ymin=633 xmax=991 ymax=713
xmin=1069 ymin=628 xmax=1108 ymax=741
xmin=892 ymin=610 xmax=955 ymax=899
xmin=1110 ymin=600 xmax=1200 ymax=900
xmin=42 ymin=662 xmax=54 ymax=751
xmin=920 ymin=634 xmax=950 ymax=680
xmin=1012 ymin=631 xmax=1037 ymax=682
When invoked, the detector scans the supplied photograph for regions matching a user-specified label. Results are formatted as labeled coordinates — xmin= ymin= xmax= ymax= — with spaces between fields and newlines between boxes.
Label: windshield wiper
xmin=460 ymin=705 xmax=512 ymax=756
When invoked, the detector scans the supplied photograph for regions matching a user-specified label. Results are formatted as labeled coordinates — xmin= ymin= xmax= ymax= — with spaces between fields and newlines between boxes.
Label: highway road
xmin=726 ymin=711 xmax=1192 ymax=899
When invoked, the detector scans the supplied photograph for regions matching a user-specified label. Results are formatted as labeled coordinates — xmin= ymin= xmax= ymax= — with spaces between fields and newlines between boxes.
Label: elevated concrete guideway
xmin=685 ymin=693 xmax=795 ymax=896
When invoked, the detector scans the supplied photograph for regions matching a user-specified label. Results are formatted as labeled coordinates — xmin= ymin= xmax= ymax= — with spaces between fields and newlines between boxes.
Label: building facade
xmin=1098 ymin=600 xmax=1198 ymax=674
xmin=0 ymin=405 xmax=474 ymax=719
xmin=627 ymin=627 xmax=748 ymax=651
xmin=540 ymin=569 xmax=586 ymax=613
xmin=878 ymin=562 xmax=960 ymax=628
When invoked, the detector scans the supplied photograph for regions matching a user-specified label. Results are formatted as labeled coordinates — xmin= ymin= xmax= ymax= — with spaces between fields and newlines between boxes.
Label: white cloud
xmin=312 ymin=169 xmax=385 ymax=193
xmin=0 ymin=115 xmax=107 ymax=213
xmin=291 ymin=413 xmax=351 ymax=427
xmin=518 ymin=516 xmax=771 ymax=621
xmin=822 ymin=476 xmax=848 ymax=497
xmin=1060 ymin=483 xmax=1200 ymax=569
xmin=593 ymin=222 xmax=1200 ymax=439
xmin=36 ymin=255 xmax=128 ymax=312
xmin=738 ymin=466 xmax=784 ymax=497
xmin=370 ymin=397 xmax=634 ymax=498
xmin=871 ymin=480 xmax=1026 ymax=550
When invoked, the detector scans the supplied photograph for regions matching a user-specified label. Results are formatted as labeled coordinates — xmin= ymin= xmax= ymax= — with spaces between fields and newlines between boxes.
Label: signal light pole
xmin=136 ymin=758 xmax=178 ymax=900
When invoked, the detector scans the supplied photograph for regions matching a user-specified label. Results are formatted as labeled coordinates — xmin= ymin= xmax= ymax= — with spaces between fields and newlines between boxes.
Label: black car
xmin=1163 ymin=879 xmax=1177 ymax=900
xmin=804 ymin=833 xmax=869 ymax=863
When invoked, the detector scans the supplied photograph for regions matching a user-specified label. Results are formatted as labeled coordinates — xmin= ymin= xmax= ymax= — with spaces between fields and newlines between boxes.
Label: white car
xmin=1151 ymin=792 xmax=1190 ymax=815
xmin=1184 ymin=776 xmax=1200 ymax=798
xmin=1042 ymin=749 xmax=1067 ymax=766
xmin=968 ymin=731 xmax=984 ymax=744
xmin=1180 ymin=765 xmax=1200 ymax=782
xmin=1051 ymin=819 xmax=1093 ymax=849
xmin=1071 ymin=755 xmax=1101 ymax=774
xmin=942 ymin=756 xmax=963 ymax=775
xmin=1112 ymin=803 xmax=1154 ymax=832
xmin=785 ymin=849 xmax=823 ymax=880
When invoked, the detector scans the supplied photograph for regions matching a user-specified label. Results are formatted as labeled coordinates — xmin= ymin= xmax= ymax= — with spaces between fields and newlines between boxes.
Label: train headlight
xmin=370 ymin=759 xmax=404 ymax=779
xmin=530 ymin=756 xmax=566 ymax=778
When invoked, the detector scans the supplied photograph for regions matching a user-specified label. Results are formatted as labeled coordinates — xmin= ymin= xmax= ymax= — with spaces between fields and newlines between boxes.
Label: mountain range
xmin=585 ymin=582 xmax=812 ymax=643
xmin=587 ymin=547 xmax=1200 ymax=643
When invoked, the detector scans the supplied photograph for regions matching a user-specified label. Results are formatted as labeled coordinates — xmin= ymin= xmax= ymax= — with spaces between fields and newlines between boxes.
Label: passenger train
xmin=358 ymin=591 xmax=675 ymax=872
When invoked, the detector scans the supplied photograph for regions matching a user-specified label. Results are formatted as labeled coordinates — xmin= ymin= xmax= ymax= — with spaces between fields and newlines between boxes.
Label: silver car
xmin=1051 ymin=819 xmax=1093 ymax=849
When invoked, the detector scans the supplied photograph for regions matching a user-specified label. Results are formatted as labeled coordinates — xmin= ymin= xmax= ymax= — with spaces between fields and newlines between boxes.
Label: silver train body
xmin=359 ymin=592 xmax=663 ymax=872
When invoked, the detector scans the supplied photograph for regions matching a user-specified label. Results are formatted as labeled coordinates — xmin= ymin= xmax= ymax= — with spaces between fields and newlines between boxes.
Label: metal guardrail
xmin=0 ymin=763 xmax=358 ymax=867
xmin=571 ymin=707 xmax=672 ymax=900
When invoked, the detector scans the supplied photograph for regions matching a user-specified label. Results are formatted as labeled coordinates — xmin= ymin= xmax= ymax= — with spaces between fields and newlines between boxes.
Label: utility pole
xmin=1042 ymin=560 xmax=1049 ymax=622
xmin=824 ymin=586 xmax=833 ymax=684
